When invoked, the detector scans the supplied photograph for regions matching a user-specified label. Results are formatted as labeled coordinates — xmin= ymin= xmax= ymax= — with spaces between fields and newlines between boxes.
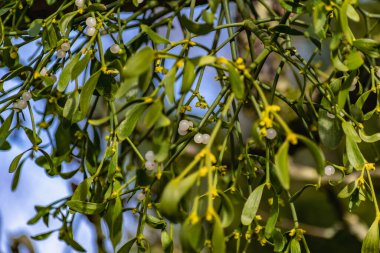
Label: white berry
xmin=194 ymin=133 xmax=203 ymax=144
xmin=137 ymin=192 xmax=145 ymax=201
xmin=145 ymin=151 xmax=155 ymax=162
xmin=86 ymin=17 xmax=97 ymax=28
xmin=75 ymin=0 xmax=84 ymax=7
xmin=326 ymin=112 xmax=335 ymax=119
xmin=187 ymin=120 xmax=193 ymax=128
xmin=86 ymin=27 xmax=96 ymax=36
xmin=57 ymin=49 xmax=66 ymax=59
xmin=22 ymin=91 xmax=32 ymax=101
xmin=145 ymin=161 xmax=158 ymax=171
xmin=324 ymin=165 xmax=335 ymax=176
xmin=178 ymin=128 xmax=188 ymax=136
xmin=201 ymin=134 xmax=210 ymax=144
xmin=14 ymin=100 xmax=27 ymax=110
xmin=61 ymin=42 xmax=71 ymax=52
xmin=40 ymin=67 xmax=48 ymax=76
xmin=179 ymin=120 xmax=190 ymax=131
xmin=266 ymin=128 xmax=277 ymax=140
xmin=110 ymin=44 xmax=121 ymax=54
xmin=137 ymin=0 xmax=144 ymax=3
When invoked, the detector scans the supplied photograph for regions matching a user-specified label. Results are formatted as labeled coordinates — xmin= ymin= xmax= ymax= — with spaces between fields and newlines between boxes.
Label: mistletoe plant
xmin=1 ymin=0 xmax=380 ymax=252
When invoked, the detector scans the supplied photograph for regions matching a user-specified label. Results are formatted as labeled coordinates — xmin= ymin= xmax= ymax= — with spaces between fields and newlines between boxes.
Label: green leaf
xmin=227 ymin=63 xmax=245 ymax=100
xmin=72 ymin=52 xmax=91 ymax=80
xmin=143 ymin=100 xmax=163 ymax=130
xmin=271 ymin=25 xmax=304 ymax=35
xmin=181 ymin=59 xmax=196 ymax=94
xmin=66 ymin=200 xmax=106 ymax=215
xmin=161 ymin=230 xmax=173 ymax=253
xmin=46 ymin=0 xmax=57 ymax=5
xmin=88 ymin=116 xmax=110 ymax=126
xmin=342 ymin=121 xmax=361 ymax=143
xmin=79 ymin=70 xmax=101 ymax=116
xmin=0 ymin=112 xmax=14 ymax=145
xmin=289 ymin=184 xmax=317 ymax=202
xmin=274 ymin=141 xmax=290 ymax=190
xmin=347 ymin=4 xmax=360 ymax=22
xmin=11 ymin=159 xmax=24 ymax=191
xmin=159 ymin=172 xmax=198 ymax=221
xmin=163 ymin=65 xmax=177 ymax=103
xmin=273 ymin=228 xmax=286 ymax=252
xmin=22 ymin=126 xmax=42 ymax=145
xmin=9 ymin=150 xmax=28 ymax=173
xmin=180 ymin=218 xmax=204 ymax=252
xmin=179 ymin=14 xmax=214 ymax=35
xmin=63 ymin=91 xmax=79 ymax=120
xmin=218 ymin=191 xmax=235 ymax=228
xmin=346 ymin=135 xmax=366 ymax=170
xmin=345 ymin=51 xmax=364 ymax=70
xmin=28 ymin=19 xmax=43 ymax=37
xmin=338 ymin=180 xmax=358 ymax=199
xmin=105 ymin=197 xmax=123 ymax=248
xmin=58 ymin=11 xmax=77 ymax=35
xmin=117 ymin=238 xmax=136 ymax=253
xmin=353 ymin=39 xmax=380 ymax=58
xmin=61 ymin=233 xmax=86 ymax=252
xmin=340 ymin=2 xmax=353 ymax=44
xmin=355 ymin=90 xmax=374 ymax=110
xmin=359 ymin=129 xmax=380 ymax=143
xmin=122 ymin=47 xmax=154 ymax=78
xmin=290 ymin=238 xmax=301 ymax=253
xmin=241 ymin=184 xmax=265 ymax=225
xmin=57 ymin=53 xmax=81 ymax=92
xmin=313 ymin=3 xmax=327 ymax=38
xmin=72 ymin=177 xmax=94 ymax=201
xmin=192 ymin=55 xmax=216 ymax=66
xmin=212 ymin=215 xmax=226 ymax=253
xmin=279 ymin=0 xmax=304 ymax=14
xmin=297 ymin=135 xmax=326 ymax=175
xmin=116 ymin=103 xmax=147 ymax=140
xmin=31 ymin=230 xmax=55 ymax=240
xmin=318 ymin=98 xmax=344 ymax=149
xmin=265 ymin=195 xmax=279 ymax=237
xmin=362 ymin=218 xmax=380 ymax=253
xmin=86 ymin=3 xmax=107 ymax=12
xmin=146 ymin=215 xmax=167 ymax=229
xmin=141 ymin=24 xmax=170 ymax=44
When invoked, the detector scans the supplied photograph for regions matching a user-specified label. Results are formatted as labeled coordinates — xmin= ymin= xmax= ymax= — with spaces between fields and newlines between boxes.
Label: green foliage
xmin=0 ymin=0 xmax=380 ymax=252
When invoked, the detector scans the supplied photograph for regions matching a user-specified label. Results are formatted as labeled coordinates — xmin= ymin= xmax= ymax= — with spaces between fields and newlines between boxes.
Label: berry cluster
xmin=144 ymin=150 xmax=158 ymax=170
xmin=85 ymin=17 xmax=97 ymax=36
xmin=57 ymin=42 xmax=70 ymax=59
xmin=178 ymin=119 xmax=193 ymax=136
xmin=193 ymin=133 xmax=210 ymax=144
xmin=13 ymin=91 xmax=32 ymax=111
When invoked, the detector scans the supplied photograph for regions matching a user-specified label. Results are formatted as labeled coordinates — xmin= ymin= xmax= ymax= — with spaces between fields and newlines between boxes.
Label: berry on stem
xmin=22 ymin=91 xmax=32 ymax=101
xmin=265 ymin=128 xmax=277 ymax=140
xmin=179 ymin=120 xmax=190 ymax=131
xmin=324 ymin=165 xmax=335 ymax=176
xmin=110 ymin=44 xmax=121 ymax=54
xmin=86 ymin=17 xmax=96 ymax=28
xmin=86 ymin=27 xmax=96 ymax=36
xmin=145 ymin=150 xmax=155 ymax=162
xmin=75 ymin=0 xmax=84 ymax=8
xmin=194 ymin=133 xmax=203 ymax=144
xmin=201 ymin=133 xmax=210 ymax=144
xmin=61 ymin=42 xmax=71 ymax=52
xmin=145 ymin=161 xmax=158 ymax=171
xmin=57 ymin=49 xmax=66 ymax=59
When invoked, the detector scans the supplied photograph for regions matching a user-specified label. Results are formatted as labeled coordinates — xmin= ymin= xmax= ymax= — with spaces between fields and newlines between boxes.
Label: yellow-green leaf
xmin=275 ymin=141 xmax=290 ymax=190
xmin=241 ymin=184 xmax=265 ymax=225
xmin=362 ymin=219 xmax=380 ymax=253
